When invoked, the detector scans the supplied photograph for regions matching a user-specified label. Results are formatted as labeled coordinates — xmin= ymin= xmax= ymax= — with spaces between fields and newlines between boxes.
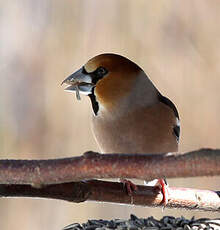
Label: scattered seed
xmin=63 ymin=215 xmax=220 ymax=230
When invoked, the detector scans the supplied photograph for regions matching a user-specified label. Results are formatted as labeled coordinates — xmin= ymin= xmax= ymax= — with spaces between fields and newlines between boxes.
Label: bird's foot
xmin=120 ymin=179 xmax=138 ymax=196
xmin=155 ymin=178 xmax=170 ymax=206
xmin=145 ymin=178 xmax=170 ymax=206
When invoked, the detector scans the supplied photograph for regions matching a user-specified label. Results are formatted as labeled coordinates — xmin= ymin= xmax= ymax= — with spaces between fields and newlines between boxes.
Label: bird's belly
xmin=92 ymin=119 xmax=139 ymax=153
xmin=91 ymin=114 xmax=178 ymax=154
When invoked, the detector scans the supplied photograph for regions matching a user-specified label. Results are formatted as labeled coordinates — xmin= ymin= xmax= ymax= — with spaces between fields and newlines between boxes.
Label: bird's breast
xmin=91 ymin=102 xmax=178 ymax=154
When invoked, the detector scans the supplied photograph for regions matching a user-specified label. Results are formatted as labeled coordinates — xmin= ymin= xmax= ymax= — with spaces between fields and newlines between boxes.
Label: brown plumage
xmin=92 ymin=101 xmax=178 ymax=154
xmin=62 ymin=53 xmax=180 ymax=154
xmin=85 ymin=54 xmax=179 ymax=154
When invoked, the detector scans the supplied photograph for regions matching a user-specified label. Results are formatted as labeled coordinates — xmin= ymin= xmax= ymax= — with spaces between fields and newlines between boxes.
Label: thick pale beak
xmin=61 ymin=67 xmax=94 ymax=99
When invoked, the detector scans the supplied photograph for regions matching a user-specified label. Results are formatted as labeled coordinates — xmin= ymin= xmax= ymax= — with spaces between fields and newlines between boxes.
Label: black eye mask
xmin=90 ymin=66 xmax=108 ymax=84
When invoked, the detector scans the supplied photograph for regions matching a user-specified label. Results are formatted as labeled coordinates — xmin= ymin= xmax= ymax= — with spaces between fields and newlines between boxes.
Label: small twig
xmin=0 ymin=148 xmax=219 ymax=186
xmin=0 ymin=180 xmax=219 ymax=212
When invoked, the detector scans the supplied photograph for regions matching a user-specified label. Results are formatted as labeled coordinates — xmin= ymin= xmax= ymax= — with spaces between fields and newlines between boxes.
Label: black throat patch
xmin=89 ymin=88 xmax=99 ymax=115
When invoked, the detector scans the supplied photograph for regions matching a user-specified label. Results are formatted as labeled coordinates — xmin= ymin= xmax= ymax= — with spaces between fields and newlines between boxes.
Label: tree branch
xmin=0 ymin=148 xmax=219 ymax=186
xmin=0 ymin=180 xmax=220 ymax=212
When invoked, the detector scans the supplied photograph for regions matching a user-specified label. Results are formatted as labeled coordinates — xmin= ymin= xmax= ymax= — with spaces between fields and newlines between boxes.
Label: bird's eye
xmin=91 ymin=66 xmax=108 ymax=85
xmin=96 ymin=67 xmax=107 ymax=77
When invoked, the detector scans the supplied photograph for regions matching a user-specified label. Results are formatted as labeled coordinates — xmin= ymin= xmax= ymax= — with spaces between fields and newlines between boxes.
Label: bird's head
xmin=62 ymin=53 xmax=146 ymax=115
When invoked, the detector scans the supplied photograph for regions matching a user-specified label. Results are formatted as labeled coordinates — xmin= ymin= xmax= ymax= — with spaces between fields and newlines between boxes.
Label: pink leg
xmin=156 ymin=178 xmax=170 ymax=205
xmin=120 ymin=179 xmax=138 ymax=196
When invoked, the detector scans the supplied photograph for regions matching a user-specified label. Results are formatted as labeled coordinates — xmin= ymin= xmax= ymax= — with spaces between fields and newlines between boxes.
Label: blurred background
xmin=1 ymin=0 xmax=220 ymax=229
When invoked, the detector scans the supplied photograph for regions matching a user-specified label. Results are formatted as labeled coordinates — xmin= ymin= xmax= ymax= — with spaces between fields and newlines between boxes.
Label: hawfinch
xmin=62 ymin=53 xmax=180 ymax=204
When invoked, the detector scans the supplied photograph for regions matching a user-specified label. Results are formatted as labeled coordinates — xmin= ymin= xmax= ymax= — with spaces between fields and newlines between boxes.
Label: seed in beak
xmin=75 ymin=84 xmax=81 ymax=100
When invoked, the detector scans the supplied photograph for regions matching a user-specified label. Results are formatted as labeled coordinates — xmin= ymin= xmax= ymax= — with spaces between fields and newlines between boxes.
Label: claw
xmin=120 ymin=179 xmax=138 ymax=196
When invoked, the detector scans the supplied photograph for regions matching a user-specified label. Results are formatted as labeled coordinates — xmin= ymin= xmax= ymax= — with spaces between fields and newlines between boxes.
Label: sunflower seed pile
xmin=63 ymin=214 xmax=220 ymax=230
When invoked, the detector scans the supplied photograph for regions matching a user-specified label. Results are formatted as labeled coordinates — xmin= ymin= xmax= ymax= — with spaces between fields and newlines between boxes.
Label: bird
xmin=62 ymin=53 xmax=180 ymax=205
